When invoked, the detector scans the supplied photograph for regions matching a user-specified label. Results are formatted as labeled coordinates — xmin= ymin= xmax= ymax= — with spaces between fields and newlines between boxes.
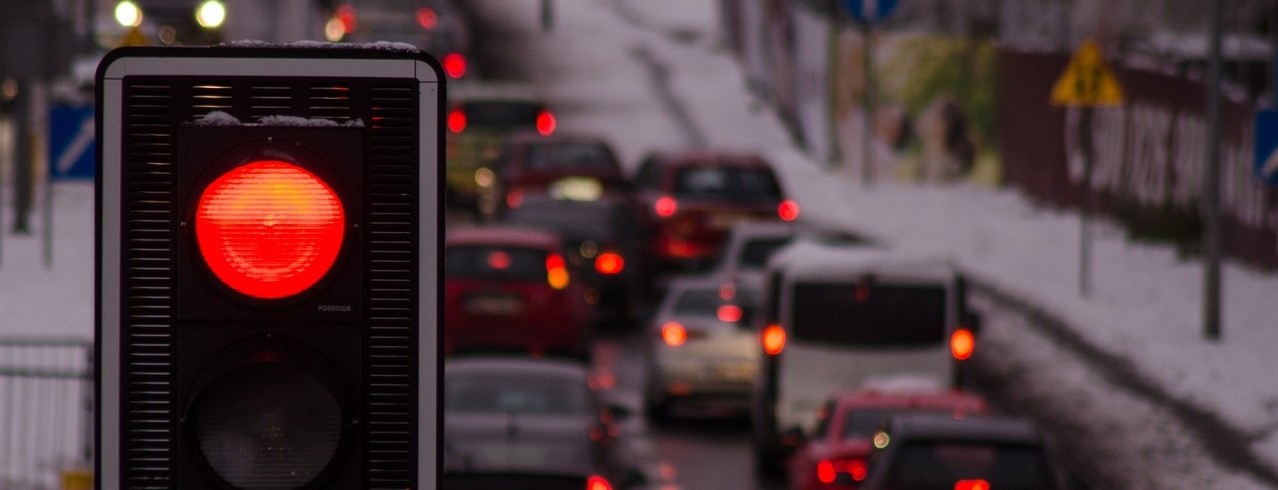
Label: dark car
xmin=443 ymin=226 xmax=591 ymax=359
xmin=443 ymin=356 xmax=629 ymax=489
xmin=858 ymin=414 xmax=1066 ymax=490
xmin=501 ymin=194 xmax=649 ymax=325
xmin=446 ymin=83 xmax=556 ymax=208
xmin=484 ymin=131 xmax=629 ymax=221
xmin=788 ymin=390 xmax=989 ymax=490
xmin=632 ymin=151 xmax=798 ymax=271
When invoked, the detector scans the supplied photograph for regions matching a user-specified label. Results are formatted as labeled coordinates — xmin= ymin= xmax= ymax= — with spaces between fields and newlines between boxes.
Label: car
xmin=787 ymin=390 xmax=989 ymax=490
xmin=443 ymin=226 xmax=591 ymax=359
xmin=858 ymin=413 xmax=1067 ymax=490
xmin=344 ymin=0 xmax=472 ymax=80
xmin=643 ymin=276 xmax=761 ymax=422
xmin=631 ymin=151 xmax=798 ymax=271
xmin=483 ymin=131 xmax=630 ymax=222
xmin=446 ymin=82 xmax=556 ymax=208
xmin=751 ymin=242 xmax=982 ymax=479
xmin=501 ymin=193 xmax=650 ymax=325
xmin=443 ymin=356 xmax=632 ymax=489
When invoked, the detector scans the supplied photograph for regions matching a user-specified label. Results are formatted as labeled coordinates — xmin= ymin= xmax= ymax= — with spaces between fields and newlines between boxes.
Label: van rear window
xmin=790 ymin=284 xmax=946 ymax=346
xmin=445 ymin=246 xmax=548 ymax=282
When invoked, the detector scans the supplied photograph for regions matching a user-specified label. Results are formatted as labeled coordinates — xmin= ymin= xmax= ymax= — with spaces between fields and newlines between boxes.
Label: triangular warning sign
xmin=1050 ymin=39 xmax=1124 ymax=107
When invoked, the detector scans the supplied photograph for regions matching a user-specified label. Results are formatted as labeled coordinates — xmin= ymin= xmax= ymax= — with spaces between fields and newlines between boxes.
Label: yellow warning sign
xmin=1050 ymin=39 xmax=1125 ymax=107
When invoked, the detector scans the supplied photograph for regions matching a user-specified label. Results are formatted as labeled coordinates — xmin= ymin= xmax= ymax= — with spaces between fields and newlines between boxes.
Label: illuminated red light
xmin=448 ymin=108 xmax=466 ymax=133
xmin=415 ymin=7 xmax=437 ymax=29
xmin=762 ymin=324 xmax=786 ymax=355
xmin=717 ymin=304 xmax=743 ymax=323
xmin=594 ymin=252 xmax=625 ymax=275
xmin=546 ymin=253 xmax=570 ymax=289
xmin=778 ymin=199 xmax=800 ymax=221
xmin=442 ymin=52 xmax=467 ymax=79
xmin=955 ymin=480 xmax=990 ymax=490
xmin=195 ymin=160 xmax=345 ymax=300
xmin=654 ymin=196 xmax=678 ymax=217
xmin=586 ymin=475 xmax=613 ymax=490
xmin=719 ymin=282 xmax=735 ymax=300
xmin=661 ymin=322 xmax=687 ymax=347
xmin=536 ymin=110 xmax=556 ymax=135
xmin=506 ymin=190 xmax=524 ymax=209
xmin=487 ymin=250 xmax=511 ymax=270
xmin=335 ymin=4 xmax=357 ymax=33
xmin=951 ymin=328 xmax=976 ymax=361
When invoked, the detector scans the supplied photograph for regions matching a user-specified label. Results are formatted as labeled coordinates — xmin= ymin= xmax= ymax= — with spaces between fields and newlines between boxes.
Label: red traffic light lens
xmin=196 ymin=160 xmax=345 ymax=300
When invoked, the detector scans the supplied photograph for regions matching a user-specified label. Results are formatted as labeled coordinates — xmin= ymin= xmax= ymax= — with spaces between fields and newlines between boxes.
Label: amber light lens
xmin=196 ymin=160 xmax=345 ymax=300
xmin=762 ymin=324 xmax=786 ymax=355
xmin=951 ymin=328 xmax=976 ymax=361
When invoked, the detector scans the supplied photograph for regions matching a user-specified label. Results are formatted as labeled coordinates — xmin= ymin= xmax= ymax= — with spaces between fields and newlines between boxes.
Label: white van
xmin=749 ymin=241 xmax=979 ymax=477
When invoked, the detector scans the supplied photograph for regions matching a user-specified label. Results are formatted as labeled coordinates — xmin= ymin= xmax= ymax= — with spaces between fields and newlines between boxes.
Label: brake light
xmin=586 ymin=475 xmax=613 ymax=490
xmin=442 ymin=52 xmax=467 ymax=79
xmin=486 ymin=251 xmax=511 ymax=270
xmin=818 ymin=458 xmax=868 ymax=484
xmin=546 ymin=253 xmax=569 ymax=290
xmin=955 ymin=480 xmax=990 ymax=490
xmin=951 ymin=328 xmax=975 ymax=360
xmin=762 ymin=324 xmax=785 ymax=355
xmin=661 ymin=322 xmax=687 ymax=347
xmin=778 ymin=199 xmax=800 ymax=221
xmin=447 ymin=108 xmax=466 ymax=133
xmin=506 ymin=190 xmax=524 ymax=209
xmin=415 ymin=7 xmax=437 ymax=29
xmin=719 ymin=282 xmax=735 ymax=300
xmin=654 ymin=195 xmax=677 ymax=217
xmin=817 ymin=460 xmax=836 ymax=484
xmin=195 ymin=160 xmax=345 ymax=300
xmin=595 ymin=252 xmax=625 ymax=275
xmin=717 ymin=304 xmax=742 ymax=323
xmin=536 ymin=110 xmax=556 ymax=136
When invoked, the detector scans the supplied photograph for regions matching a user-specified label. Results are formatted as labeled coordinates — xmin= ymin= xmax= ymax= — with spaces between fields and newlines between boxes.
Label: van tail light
xmin=442 ymin=52 xmax=467 ymax=79
xmin=594 ymin=252 xmax=625 ymax=275
xmin=955 ymin=480 xmax=990 ymax=490
xmin=536 ymin=109 xmax=557 ymax=136
xmin=661 ymin=322 xmax=687 ymax=347
xmin=817 ymin=458 xmax=867 ymax=484
xmin=586 ymin=475 xmax=613 ymax=490
xmin=447 ymin=108 xmax=466 ymax=133
xmin=762 ymin=324 xmax=785 ymax=355
xmin=778 ymin=199 xmax=800 ymax=221
xmin=654 ymin=195 xmax=678 ymax=218
xmin=546 ymin=253 xmax=570 ymax=290
xmin=717 ymin=304 xmax=742 ymax=323
xmin=951 ymin=328 xmax=975 ymax=361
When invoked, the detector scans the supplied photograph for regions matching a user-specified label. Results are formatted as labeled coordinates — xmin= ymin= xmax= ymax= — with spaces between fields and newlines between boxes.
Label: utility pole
xmin=1202 ymin=0 xmax=1224 ymax=341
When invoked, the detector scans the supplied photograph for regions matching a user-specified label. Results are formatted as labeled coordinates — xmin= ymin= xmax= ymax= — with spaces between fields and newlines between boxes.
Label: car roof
xmin=645 ymin=150 xmax=772 ymax=169
xmin=768 ymin=240 xmax=953 ymax=282
xmin=883 ymin=413 xmax=1044 ymax=445
xmin=833 ymin=389 xmax=988 ymax=413
xmin=506 ymin=130 xmax=613 ymax=146
xmin=445 ymin=225 xmax=562 ymax=250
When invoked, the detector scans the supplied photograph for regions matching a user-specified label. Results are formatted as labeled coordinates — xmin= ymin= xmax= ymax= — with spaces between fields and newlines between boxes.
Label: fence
xmin=0 ymin=338 xmax=93 ymax=490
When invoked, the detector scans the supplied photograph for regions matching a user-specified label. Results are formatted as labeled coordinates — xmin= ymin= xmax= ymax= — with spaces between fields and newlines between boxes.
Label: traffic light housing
xmin=96 ymin=46 xmax=443 ymax=489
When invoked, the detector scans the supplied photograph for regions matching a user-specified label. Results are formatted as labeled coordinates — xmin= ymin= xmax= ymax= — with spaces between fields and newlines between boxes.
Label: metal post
xmin=1203 ymin=0 xmax=1223 ymax=340
xmin=861 ymin=20 xmax=875 ymax=187
xmin=1079 ymin=106 xmax=1094 ymax=297
xmin=825 ymin=7 xmax=843 ymax=169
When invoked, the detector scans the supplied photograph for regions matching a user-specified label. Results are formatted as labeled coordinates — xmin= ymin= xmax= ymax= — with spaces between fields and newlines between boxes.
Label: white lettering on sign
xmin=318 ymin=305 xmax=353 ymax=312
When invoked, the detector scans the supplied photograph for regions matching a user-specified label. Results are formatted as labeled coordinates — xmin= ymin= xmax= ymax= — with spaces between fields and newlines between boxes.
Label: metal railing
xmin=0 ymin=338 xmax=93 ymax=490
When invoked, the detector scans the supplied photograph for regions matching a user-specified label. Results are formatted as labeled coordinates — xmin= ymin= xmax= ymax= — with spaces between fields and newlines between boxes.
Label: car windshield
xmin=885 ymin=441 xmax=1055 ymax=490
xmin=445 ymin=246 xmax=549 ymax=282
xmin=444 ymin=371 xmax=591 ymax=416
xmin=673 ymin=165 xmax=782 ymax=198
xmin=525 ymin=142 xmax=619 ymax=173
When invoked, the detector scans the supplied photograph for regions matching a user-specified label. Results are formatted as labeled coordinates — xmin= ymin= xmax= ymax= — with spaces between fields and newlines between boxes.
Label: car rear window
xmin=526 ymin=142 xmax=619 ymax=173
xmin=886 ymin=442 xmax=1055 ymax=489
xmin=791 ymin=283 xmax=946 ymax=346
xmin=460 ymin=101 xmax=543 ymax=129
xmin=673 ymin=166 xmax=782 ymax=198
xmin=444 ymin=373 xmax=590 ymax=416
xmin=445 ymin=246 xmax=549 ymax=282
xmin=504 ymin=203 xmax=628 ymax=243
xmin=673 ymin=287 xmax=758 ymax=324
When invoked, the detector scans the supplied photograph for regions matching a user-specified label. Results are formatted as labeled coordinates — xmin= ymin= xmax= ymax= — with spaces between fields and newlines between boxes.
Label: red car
xmin=787 ymin=390 xmax=989 ymax=490
xmin=483 ymin=131 xmax=629 ymax=221
xmin=444 ymin=226 xmax=592 ymax=359
xmin=632 ymin=151 xmax=798 ymax=271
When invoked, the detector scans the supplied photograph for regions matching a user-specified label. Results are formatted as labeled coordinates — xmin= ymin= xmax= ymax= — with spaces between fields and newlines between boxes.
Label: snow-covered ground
xmin=5 ymin=0 xmax=1278 ymax=488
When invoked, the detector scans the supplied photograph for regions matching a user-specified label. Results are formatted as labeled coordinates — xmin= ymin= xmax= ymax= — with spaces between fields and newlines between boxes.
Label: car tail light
xmin=586 ymin=475 xmax=613 ymax=490
xmin=762 ymin=324 xmax=785 ymax=355
xmin=486 ymin=250 xmax=511 ymax=270
xmin=955 ymin=480 xmax=990 ymax=490
xmin=506 ymin=190 xmax=524 ymax=209
xmin=595 ymin=252 xmax=625 ymax=275
xmin=817 ymin=457 xmax=867 ymax=484
xmin=442 ymin=52 xmax=467 ymax=79
xmin=546 ymin=253 xmax=570 ymax=290
xmin=719 ymin=282 xmax=735 ymax=300
xmin=654 ymin=195 xmax=677 ymax=218
xmin=195 ymin=160 xmax=345 ymax=300
xmin=536 ymin=109 xmax=556 ymax=136
xmin=447 ymin=108 xmax=466 ymax=133
xmin=661 ymin=322 xmax=687 ymax=347
xmin=951 ymin=328 xmax=975 ymax=360
xmin=717 ymin=304 xmax=742 ymax=323
xmin=415 ymin=7 xmax=437 ymax=29
xmin=778 ymin=199 xmax=800 ymax=221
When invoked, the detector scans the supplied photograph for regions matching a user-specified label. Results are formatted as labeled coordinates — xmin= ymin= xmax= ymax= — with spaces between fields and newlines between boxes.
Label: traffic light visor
xmin=196 ymin=160 xmax=346 ymax=299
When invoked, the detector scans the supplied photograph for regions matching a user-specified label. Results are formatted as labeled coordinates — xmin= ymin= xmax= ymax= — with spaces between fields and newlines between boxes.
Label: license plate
xmin=549 ymin=177 xmax=603 ymax=201
xmin=465 ymin=294 xmax=523 ymax=316
xmin=708 ymin=212 xmax=751 ymax=229
xmin=708 ymin=363 xmax=755 ymax=382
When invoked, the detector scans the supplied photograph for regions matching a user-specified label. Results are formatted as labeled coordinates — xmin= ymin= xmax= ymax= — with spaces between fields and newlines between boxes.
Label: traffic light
xmin=95 ymin=46 xmax=443 ymax=489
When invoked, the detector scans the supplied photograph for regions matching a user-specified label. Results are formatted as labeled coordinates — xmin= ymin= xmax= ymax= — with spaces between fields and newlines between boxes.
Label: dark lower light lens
xmin=194 ymin=362 xmax=343 ymax=490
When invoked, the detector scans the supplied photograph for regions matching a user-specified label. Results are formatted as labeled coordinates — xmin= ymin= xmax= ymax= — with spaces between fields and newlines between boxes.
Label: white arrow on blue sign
xmin=49 ymin=104 xmax=96 ymax=180
xmin=844 ymin=0 xmax=899 ymax=24
xmin=1254 ymin=109 xmax=1278 ymax=186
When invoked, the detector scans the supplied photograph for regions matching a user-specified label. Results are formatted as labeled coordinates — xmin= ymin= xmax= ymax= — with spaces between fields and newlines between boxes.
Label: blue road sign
xmin=49 ymin=104 xmax=96 ymax=180
xmin=1254 ymin=109 xmax=1278 ymax=186
xmin=843 ymin=0 xmax=899 ymax=24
